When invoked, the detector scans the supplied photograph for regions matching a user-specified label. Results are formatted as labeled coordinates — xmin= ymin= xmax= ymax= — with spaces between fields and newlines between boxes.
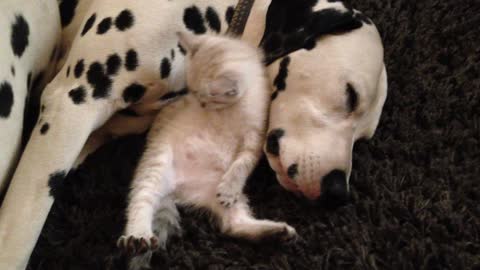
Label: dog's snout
xmin=319 ymin=170 xmax=349 ymax=207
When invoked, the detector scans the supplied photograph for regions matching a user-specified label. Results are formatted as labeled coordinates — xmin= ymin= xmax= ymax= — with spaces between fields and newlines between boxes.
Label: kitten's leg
xmin=217 ymin=131 xmax=263 ymax=207
xmin=212 ymin=196 xmax=297 ymax=241
xmin=117 ymin=142 xmax=177 ymax=256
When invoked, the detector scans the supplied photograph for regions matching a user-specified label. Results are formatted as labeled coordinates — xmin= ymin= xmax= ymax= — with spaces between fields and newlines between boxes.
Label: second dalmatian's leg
xmin=0 ymin=83 xmax=119 ymax=270
xmin=74 ymin=112 xmax=156 ymax=168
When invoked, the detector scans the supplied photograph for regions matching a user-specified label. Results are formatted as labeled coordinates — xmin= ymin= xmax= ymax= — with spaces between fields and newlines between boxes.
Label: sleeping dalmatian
xmin=0 ymin=0 xmax=386 ymax=269
xmin=263 ymin=4 xmax=387 ymax=204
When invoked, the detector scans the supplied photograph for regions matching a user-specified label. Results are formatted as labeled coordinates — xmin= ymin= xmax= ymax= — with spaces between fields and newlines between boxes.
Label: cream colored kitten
xmin=118 ymin=32 xmax=297 ymax=269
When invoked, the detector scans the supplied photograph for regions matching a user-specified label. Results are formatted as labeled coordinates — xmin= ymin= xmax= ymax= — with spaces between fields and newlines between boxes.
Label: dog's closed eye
xmin=346 ymin=83 xmax=358 ymax=113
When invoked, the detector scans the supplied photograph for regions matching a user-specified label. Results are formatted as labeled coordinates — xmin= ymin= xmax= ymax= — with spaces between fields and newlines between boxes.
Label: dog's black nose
xmin=319 ymin=170 xmax=349 ymax=208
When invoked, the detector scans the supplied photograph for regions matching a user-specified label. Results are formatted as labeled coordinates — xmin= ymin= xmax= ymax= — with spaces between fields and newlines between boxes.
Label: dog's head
xmin=264 ymin=19 xmax=387 ymax=206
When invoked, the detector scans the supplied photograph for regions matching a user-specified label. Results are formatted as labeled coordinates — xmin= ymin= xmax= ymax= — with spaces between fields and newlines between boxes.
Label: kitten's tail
xmin=129 ymin=196 xmax=180 ymax=270
xmin=153 ymin=196 xmax=181 ymax=248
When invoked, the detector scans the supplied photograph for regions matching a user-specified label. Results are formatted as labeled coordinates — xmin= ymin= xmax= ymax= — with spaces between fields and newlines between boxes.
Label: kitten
xmin=117 ymin=32 xmax=297 ymax=269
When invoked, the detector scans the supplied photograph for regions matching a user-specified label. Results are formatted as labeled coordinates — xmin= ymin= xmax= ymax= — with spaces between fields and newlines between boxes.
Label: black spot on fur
xmin=125 ymin=49 xmax=138 ymax=71
xmin=87 ymin=62 xmax=112 ymax=99
xmin=31 ymin=72 xmax=44 ymax=92
xmin=68 ymin=86 xmax=87 ymax=104
xmin=266 ymin=129 xmax=285 ymax=156
xmin=115 ymin=10 xmax=134 ymax=31
xmin=160 ymin=58 xmax=171 ymax=79
xmin=0 ymin=81 xmax=14 ymax=118
xmin=48 ymin=170 xmax=66 ymax=198
xmin=183 ymin=6 xmax=207 ymax=34
xmin=159 ymin=88 xmax=189 ymax=101
xmin=11 ymin=15 xmax=29 ymax=57
xmin=118 ymin=108 xmax=140 ymax=117
xmin=40 ymin=123 xmax=50 ymax=134
xmin=66 ymin=66 xmax=70 ymax=77
xmin=287 ymin=164 xmax=299 ymax=179
xmin=122 ymin=83 xmax=146 ymax=103
xmin=74 ymin=59 xmax=84 ymax=78
xmin=205 ymin=7 xmax=221 ymax=33
xmin=27 ymin=72 xmax=32 ymax=90
xmin=225 ymin=6 xmax=235 ymax=25
xmin=171 ymin=49 xmax=175 ymax=60
xmin=11 ymin=66 xmax=15 ymax=76
xmin=106 ymin=54 xmax=122 ymax=75
xmin=59 ymin=0 xmax=79 ymax=27
xmin=178 ymin=43 xmax=187 ymax=55
xmin=81 ymin=13 xmax=97 ymax=36
xmin=271 ymin=91 xmax=279 ymax=101
xmin=97 ymin=17 xmax=112 ymax=34
xmin=177 ymin=87 xmax=189 ymax=96
xmin=41 ymin=105 xmax=45 ymax=112
xmin=273 ymin=57 xmax=290 ymax=93
xmin=346 ymin=83 xmax=358 ymax=113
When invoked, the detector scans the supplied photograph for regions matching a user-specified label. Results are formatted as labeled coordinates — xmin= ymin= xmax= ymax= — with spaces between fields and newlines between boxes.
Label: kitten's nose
xmin=318 ymin=170 xmax=349 ymax=208
xmin=208 ymin=89 xmax=221 ymax=96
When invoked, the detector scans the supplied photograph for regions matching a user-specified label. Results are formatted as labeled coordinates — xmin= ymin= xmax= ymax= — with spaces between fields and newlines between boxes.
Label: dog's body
xmin=0 ymin=0 xmax=61 ymax=194
xmin=0 ymin=1 xmax=386 ymax=269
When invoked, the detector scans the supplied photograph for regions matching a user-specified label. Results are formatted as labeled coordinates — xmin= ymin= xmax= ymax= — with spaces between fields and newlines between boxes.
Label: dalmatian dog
xmin=263 ymin=5 xmax=387 ymax=204
xmin=0 ymin=0 xmax=61 ymax=196
xmin=0 ymin=0 xmax=386 ymax=269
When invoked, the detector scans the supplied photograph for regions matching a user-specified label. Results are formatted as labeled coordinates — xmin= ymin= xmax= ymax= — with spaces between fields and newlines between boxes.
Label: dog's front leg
xmin=0 ymin=84 xmax=117 ymax=270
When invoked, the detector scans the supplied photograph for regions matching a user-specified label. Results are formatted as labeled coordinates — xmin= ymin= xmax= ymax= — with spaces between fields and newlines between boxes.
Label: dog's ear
xmin=176 ymin=31 xmax=202 ymax=56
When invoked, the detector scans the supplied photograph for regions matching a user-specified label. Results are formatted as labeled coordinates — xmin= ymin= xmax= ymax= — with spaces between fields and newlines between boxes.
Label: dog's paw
xmin=117 ymin=235 xmax=159 ymax=256
xmin=216 ymin=182 xmax=240 ymax=208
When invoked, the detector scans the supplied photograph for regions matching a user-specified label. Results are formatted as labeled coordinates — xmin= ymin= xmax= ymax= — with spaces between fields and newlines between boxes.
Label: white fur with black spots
xmin=0 ymin=0 xmax=61 ymax=196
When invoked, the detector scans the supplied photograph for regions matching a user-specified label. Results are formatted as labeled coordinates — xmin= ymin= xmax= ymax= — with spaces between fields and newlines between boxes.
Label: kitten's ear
xmin=176 ymin=31 xmax=201 ymax=56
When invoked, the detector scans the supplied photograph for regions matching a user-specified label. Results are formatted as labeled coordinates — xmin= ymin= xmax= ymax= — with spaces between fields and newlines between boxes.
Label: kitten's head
xmin=177 ymin=31 xmax=263 ymax=110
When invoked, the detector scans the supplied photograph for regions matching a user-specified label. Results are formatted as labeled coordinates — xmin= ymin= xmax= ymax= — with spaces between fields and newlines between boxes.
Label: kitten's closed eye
xmin=225 ymin=89 xmax=238 ymax=97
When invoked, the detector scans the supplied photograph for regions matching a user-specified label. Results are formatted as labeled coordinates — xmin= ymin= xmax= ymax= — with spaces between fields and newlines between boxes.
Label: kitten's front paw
xmin=216 ymin=182 xmax=240 ymax=208
xmin=117 ymin=235 xmax=159 ymax=256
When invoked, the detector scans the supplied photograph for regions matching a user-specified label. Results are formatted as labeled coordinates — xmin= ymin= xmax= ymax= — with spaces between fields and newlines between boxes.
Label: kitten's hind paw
xmin=274 ymin=224 xmax=298 ymax=242
xmin=261 ymin=223 xmax=298 ymax=243
xmin=216 ymin=182 xmax=240 ymax=208
xmin=117 ymin=235 xmax=159 ymax=256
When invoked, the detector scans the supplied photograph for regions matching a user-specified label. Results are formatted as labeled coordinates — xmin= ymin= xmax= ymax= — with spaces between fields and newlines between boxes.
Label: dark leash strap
xmin=226 ymin=0 xmax=256 ymax=37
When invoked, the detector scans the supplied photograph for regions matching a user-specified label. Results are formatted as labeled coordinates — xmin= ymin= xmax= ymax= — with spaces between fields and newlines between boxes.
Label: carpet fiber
xmin=28 ymin=0 xmax=480 ymax=269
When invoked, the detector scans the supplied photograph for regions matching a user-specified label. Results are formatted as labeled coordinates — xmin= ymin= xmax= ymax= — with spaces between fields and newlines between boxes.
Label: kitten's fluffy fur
xmin=118 ymin=32 xmax=297 ymax=269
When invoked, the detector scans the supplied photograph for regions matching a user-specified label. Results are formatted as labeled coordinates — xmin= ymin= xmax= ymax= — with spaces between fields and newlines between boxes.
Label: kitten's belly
xmin=169 ymin=121 xmax=238 ymax=205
